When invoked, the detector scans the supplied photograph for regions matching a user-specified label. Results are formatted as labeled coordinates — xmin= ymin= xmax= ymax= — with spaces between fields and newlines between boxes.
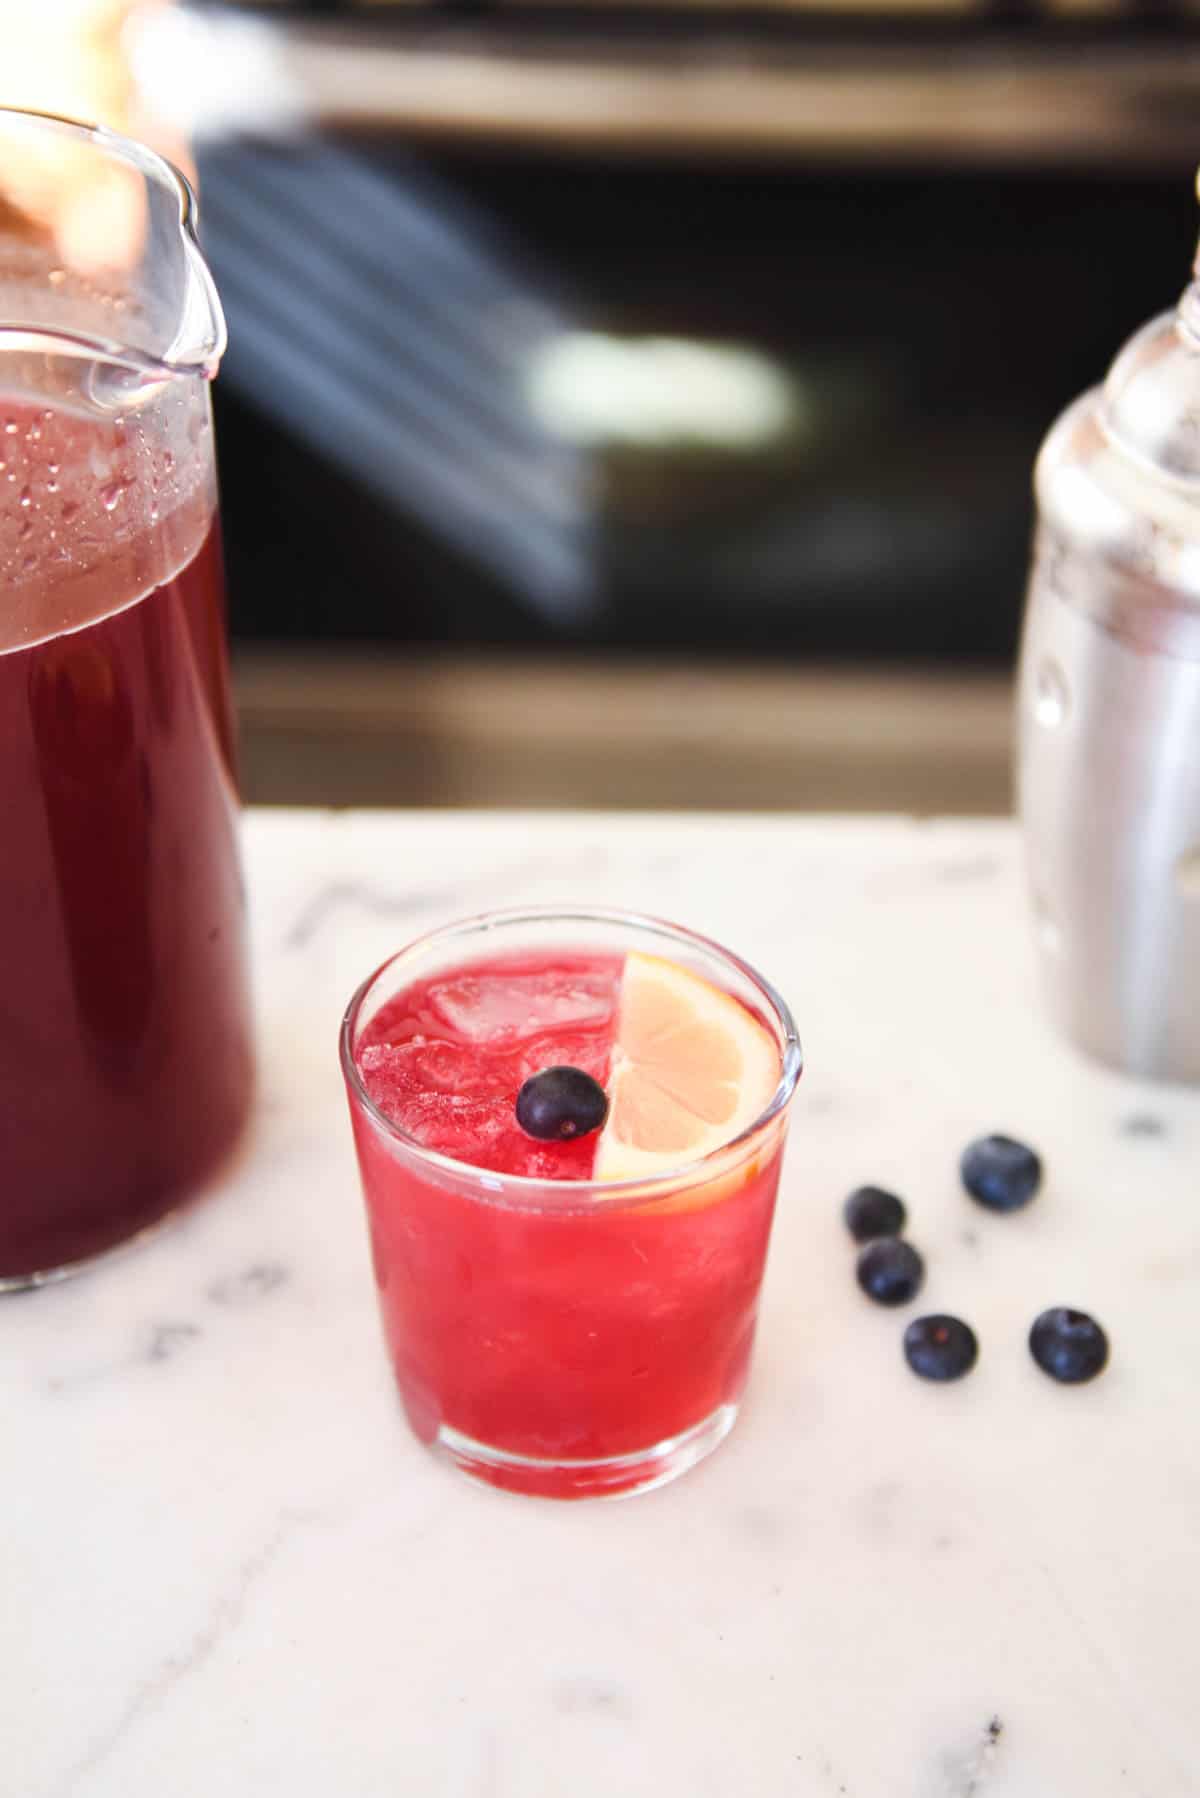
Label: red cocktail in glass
xmin=341 ymin=910 xmax=801 ymax=1498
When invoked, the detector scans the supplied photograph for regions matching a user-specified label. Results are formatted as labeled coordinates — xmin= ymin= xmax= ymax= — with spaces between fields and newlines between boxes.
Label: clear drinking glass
xmin=341 ymin=907 xmax=801 ymax=1498
xmin=0 ymin=109 xmax=253 ymax=1286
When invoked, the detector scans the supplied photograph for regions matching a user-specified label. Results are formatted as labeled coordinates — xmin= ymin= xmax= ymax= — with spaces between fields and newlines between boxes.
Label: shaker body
xmin=1017 ymin=303 xmax=1200 ymax=1083
xmin=1018 ymin=518 xmax=1200 ymax=1079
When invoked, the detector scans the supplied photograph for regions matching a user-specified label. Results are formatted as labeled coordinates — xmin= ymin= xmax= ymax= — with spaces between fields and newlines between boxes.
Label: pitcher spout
xmin=0 ymin=106 xmax=226 ymax=387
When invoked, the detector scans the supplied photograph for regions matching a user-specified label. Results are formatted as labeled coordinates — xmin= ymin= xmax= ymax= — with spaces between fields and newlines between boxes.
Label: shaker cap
xmin=1099 ymin=198 xmax=1200 ymax=486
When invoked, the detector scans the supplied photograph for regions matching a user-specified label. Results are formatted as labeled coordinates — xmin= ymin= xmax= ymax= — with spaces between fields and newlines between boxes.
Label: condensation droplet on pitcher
xmin=2 ymin=419 xmax=16 ymax=436
xmin=46 ymin=479 xmax=58 ymax=494
xmin=101 ymin=480 xmax=126 ymax=513
xmin=1035 ymin=659 xmax=1069 ymax=729
xmin=27 ymin=421 xmax=41 ymax=443
xmin=48 ymin=267 xmax=65 ymax=287
xmin=17 ymin=485 xmax=32 ymax=509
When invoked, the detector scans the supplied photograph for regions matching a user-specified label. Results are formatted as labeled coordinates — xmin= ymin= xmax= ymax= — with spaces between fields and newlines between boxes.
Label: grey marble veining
xmin=4 ymin=810 xmax=1200 ymax=1798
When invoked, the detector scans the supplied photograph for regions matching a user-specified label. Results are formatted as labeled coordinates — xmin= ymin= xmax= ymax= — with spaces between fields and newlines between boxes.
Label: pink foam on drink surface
xmin=355 ymin=952 xmax=621 ymax=1178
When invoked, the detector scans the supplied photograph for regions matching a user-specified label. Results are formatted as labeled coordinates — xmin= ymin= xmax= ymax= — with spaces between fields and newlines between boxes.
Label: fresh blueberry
xmin=1029 ymin=1307 xmax=1109 ymax=1383
xmin=515 ymin=1066 xmax=609 ymax=1142
xmin=843 ymin=1185 xmax=906 ymax=1243
xmin=903 ymin=1314 xmax=978 ymax=1381
xmin=960 ymin=1134 xmax=1042 ymax=1212
xmin=856 ymin=1237 xmax=925 ymax=1307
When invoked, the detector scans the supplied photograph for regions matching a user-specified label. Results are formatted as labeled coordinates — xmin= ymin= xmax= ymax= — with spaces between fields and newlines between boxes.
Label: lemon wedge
xmin=594 ymin=951 xmax=779 ymax=1183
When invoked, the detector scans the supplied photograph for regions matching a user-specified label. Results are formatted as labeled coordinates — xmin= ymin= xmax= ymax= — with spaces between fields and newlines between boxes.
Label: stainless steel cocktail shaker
xmin=1017 ymin=223 xmax=1200 ymax=1083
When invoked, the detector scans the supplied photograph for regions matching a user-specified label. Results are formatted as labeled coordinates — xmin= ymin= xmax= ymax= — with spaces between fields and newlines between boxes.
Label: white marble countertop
xmin=7 ymin=810 xmax=1200 ymax=1798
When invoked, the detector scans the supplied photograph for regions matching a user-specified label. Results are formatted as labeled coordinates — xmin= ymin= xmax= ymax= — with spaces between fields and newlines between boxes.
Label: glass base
xmin=434 ymin=1401 xmax=739 ymax=1499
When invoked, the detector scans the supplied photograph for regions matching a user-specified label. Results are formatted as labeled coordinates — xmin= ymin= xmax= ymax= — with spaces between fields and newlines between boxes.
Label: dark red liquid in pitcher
xmin=0 ymin=402 xmax=253 ymax=1280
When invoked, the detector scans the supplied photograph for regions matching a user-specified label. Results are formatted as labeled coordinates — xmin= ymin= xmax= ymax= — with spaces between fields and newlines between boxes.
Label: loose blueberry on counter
xmin=904 ymin=1314 xmax=978 ymax=1381
xmin=843 ymin=1185 xmax=906 ymax=1243
xmin=1029 ymin=1307 xmax=1109 ymax=1383
xmin=960 ymin=1134 xmax=1042 ymax=1212
xmin=856 ymin=1237 xmax=925 ymax=1307
xmin=515 ymin=1066 xmax=609 ymax=1142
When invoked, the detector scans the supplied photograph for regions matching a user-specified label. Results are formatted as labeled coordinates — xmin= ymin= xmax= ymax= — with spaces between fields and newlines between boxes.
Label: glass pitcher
xmin=0 ymin=109 xmax=254 ymax=1286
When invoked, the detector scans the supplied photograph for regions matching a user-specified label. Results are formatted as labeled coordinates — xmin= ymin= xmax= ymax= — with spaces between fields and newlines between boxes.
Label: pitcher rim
xmin=0 ymin=105 xmax=227 ymax=380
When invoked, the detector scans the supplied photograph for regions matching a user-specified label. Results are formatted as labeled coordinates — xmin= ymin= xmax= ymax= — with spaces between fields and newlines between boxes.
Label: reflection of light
xmin=126 ymin=6 xmax=304 ymax=140
xmin=1 ymin=0 xmax=132 ymax=126
xmin=55 ymin=165 xmax=146 ymax=273
xmin=0 ymin=119 xmax=146 ymax=277
xmin=527 ymin=333 xmax=801 ymax=451
xmin=0 ymin=0 xmax=152 ymax=273
xmin=198 ymin=140 xmax=593 ymax=622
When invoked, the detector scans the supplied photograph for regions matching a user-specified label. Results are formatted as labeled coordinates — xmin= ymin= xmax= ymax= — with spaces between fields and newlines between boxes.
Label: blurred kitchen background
xmin=6 ymin=0 xmax=1200 ymax=808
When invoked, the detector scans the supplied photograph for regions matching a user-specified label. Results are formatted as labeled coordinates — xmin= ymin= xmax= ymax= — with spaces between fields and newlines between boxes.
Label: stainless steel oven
xmin=167 ymin=0 xmax=1200 ymax=662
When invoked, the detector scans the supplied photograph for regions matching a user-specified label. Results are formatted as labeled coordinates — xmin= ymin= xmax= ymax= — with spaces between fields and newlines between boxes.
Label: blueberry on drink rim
xmin=960 ymin=1134 xmax=1042 ymax=1212
xmin=515 ymin=1066 xmax=609 ymax=1142
xmin=904 ymin=1314 xmax=978 ymax=1381
xmin=856 ymin=1237 xmax=925 ymax=1307
xmin=843 ymin=1185 xmax=906 ymax=1242
xmin=1029 ymin=1307 xmax=1109 ymax=1384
